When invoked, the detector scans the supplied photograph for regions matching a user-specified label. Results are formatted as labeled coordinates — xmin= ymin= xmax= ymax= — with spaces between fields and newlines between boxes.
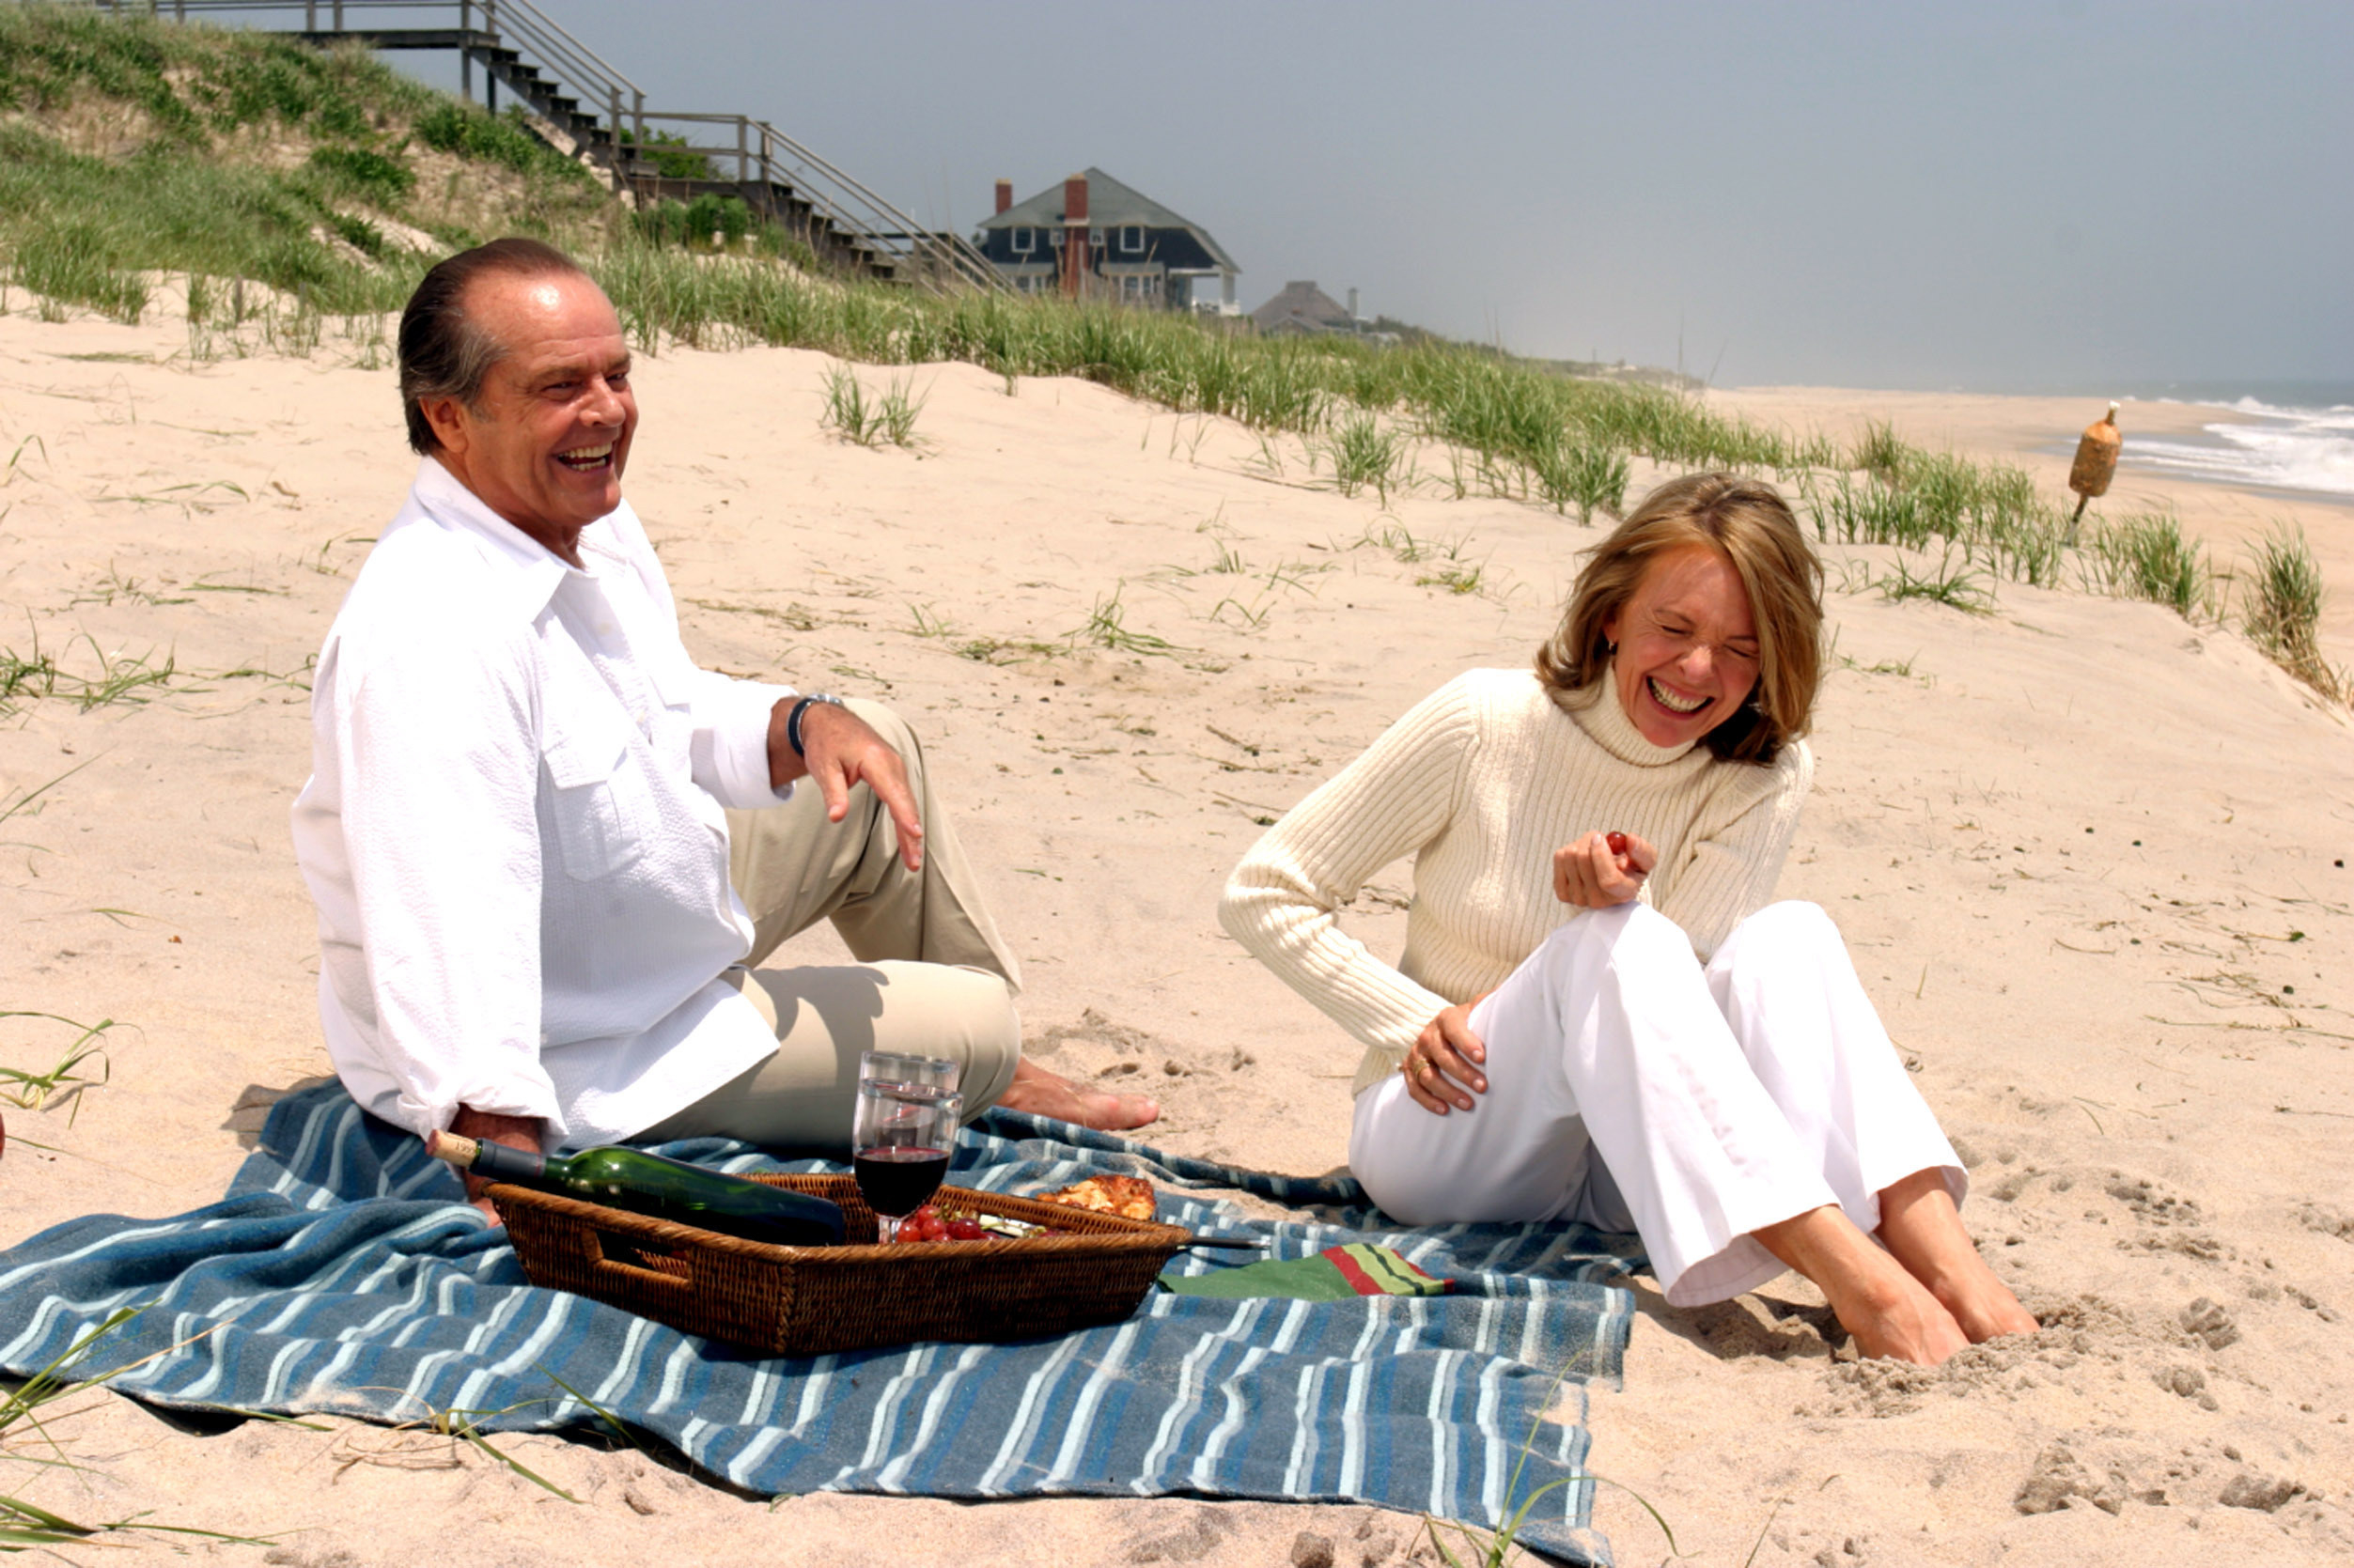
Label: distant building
xmin=973 ymin=167 xmax=1239 ymax=310
xmin=1251 ymin=280 xmax=1358 ymax=336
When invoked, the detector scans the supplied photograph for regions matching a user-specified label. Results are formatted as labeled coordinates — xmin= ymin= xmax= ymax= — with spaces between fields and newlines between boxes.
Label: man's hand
xmin=1402 ymin=996 xmax=1492 ymax=1115
xmin=767 ymin=699 xmax=924 ymax=872
xmin=1552 ymin=830 xmax=1655 ymax=909
xmin=449 ymin=1106 xmax=544 ymax=1219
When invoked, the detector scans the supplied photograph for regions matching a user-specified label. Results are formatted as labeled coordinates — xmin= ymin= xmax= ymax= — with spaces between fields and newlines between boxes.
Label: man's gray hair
xmin=397 ymin=237 xmax=592 ymax=456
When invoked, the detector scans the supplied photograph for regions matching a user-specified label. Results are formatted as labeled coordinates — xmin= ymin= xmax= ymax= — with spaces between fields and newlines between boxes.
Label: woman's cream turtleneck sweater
xmin=1219 ymin=667 xmax=1812 ymax=1095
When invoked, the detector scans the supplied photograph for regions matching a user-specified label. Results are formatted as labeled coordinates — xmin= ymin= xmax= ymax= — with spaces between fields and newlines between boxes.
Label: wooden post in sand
xmin=2066 ymin=401 xmax=2121 ymax=545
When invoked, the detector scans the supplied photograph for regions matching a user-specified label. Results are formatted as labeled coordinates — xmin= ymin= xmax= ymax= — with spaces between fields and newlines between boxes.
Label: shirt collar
xmin=407 ymin=456 xmax=611 ymax=619
xmin=1558 ymin=666 xmax=1701 ymax=767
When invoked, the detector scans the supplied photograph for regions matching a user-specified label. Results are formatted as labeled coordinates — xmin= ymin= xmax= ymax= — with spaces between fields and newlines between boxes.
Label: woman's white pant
xmin=1348 ymin=901 xmax=1965 ymax=1307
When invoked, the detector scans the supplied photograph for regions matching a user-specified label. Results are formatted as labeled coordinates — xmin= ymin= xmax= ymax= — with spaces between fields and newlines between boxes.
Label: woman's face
xmin=1602 ymin=543 xmax=1762 ymax=749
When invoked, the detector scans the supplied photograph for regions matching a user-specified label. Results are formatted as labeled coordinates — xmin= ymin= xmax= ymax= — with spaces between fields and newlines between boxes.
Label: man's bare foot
xmin=998 ymin=1058 xmax=1159 ymax=1132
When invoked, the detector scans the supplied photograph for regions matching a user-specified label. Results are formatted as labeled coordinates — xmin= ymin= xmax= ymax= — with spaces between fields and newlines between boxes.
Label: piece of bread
xmin=1034 ymin=1174 xmax=1157 ymax=1220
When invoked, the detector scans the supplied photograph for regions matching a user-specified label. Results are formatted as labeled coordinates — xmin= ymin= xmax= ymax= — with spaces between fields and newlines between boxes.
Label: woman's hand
xmin=1403 ymin=997 xmax=1491 ymax=1114
xmin=1552 ymin=830 xmax=1656 ymax=909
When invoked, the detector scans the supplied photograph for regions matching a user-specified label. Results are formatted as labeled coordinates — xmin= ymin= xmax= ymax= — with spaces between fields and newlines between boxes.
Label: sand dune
xmin=1 ymin=300 xmax=2349 ymax=1564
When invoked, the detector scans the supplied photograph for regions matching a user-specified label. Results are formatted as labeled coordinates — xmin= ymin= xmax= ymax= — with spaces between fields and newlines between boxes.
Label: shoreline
xmin=1707 ymin=382 xmax=2354 ymax=657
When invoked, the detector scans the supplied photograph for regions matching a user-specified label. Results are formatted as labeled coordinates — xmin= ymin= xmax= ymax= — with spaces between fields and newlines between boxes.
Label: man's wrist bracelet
xmin=786 ymin=692 xmax=845 ymax=758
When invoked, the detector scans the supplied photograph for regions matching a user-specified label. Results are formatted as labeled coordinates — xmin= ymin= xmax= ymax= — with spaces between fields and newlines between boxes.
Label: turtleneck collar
xmin=1553 ymin=665 xmax=1701 ymax=767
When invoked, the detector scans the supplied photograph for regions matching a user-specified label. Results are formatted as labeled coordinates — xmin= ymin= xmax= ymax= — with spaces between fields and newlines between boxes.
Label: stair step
xmin=302 ymin=22 xmax=946 ymax=287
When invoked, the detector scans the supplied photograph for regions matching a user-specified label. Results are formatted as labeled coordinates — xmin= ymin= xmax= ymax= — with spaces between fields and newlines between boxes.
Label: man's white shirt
xmin=292 ymin=458 xmax=794 ymax=1150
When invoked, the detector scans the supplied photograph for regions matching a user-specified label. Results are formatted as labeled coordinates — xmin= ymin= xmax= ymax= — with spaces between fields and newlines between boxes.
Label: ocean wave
xmin=2121 ymin=399 xmax=2354 ymax=500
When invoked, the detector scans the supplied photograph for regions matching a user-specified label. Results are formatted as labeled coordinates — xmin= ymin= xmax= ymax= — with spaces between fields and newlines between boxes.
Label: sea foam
xmin=2123 ymin=396 xmax=2354 ymax=500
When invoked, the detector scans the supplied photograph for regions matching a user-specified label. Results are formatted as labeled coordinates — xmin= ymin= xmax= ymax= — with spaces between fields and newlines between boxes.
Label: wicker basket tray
xmin=489 ymin=1173 xmax=1190 ymax=1357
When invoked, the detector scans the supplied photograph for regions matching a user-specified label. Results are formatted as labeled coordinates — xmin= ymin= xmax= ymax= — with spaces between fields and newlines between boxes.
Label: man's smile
xmin=556 ymin=441 xmax=616 ymax=472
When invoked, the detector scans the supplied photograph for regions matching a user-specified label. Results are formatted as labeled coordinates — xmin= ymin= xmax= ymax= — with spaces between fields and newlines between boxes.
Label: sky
xmin=356 ymin=0 xmax=2349 ymax=393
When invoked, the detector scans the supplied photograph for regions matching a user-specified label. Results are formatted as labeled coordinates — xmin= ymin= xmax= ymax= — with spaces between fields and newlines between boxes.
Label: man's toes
xmin=1103 ymin=1094 xmax=1159 ymax=1130
xmin=1076 ymin=1091 xmax=1159 ymax=1132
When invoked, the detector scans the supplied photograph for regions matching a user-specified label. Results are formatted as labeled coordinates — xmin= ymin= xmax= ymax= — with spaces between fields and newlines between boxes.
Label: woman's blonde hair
xmin=1535 ymin=472 xmax=1823 ymax=765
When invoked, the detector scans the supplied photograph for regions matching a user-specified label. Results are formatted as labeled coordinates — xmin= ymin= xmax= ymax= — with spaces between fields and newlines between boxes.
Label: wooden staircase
xmin=101 ymin=0 xmax=1004 ymax=292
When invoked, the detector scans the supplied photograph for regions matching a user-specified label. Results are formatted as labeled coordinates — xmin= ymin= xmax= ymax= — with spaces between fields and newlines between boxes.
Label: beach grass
xmin=3 ymin=5 xmax=2337 ymax=707
xmin=0 ymin=628 xmax=177 ymax=718
xmin=819 ymin=365 xmax=924 ymax=449
xmin=0 ymin=8 xmax=601 ymax=326
xmin=1877 ymin=548 xmax=1994 ymax=615
xmin=0 ymin=1012 xmax=114 ymax=1121
xmin=1531 ymin=440 xmax=1629 ymax=523
xmin=2240 ymin=523 xmax=2344 ymax=701
xmin=2087 ymin=511 xmax=2211 ymax=619
xmin=1323 ymin=410 xmax=1406 ymax=503
xmin=1 ymin=1308 xmax=270 ymax=1551
xmin=1069 ymin=585 xmax=1185 ymax=657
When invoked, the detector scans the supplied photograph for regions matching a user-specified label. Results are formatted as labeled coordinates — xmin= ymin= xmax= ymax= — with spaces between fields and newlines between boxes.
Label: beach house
xmin=1250 ymin=281 xmax=1372 ymax=338
xmin=973 ymin=168 xmax=1239 ymax=311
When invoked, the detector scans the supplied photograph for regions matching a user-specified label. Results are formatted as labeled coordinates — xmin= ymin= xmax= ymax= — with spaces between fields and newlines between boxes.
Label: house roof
xmin=1250 ymin=280 xmax=1352 ymax=333
xmin=978 ymin=167 xmax=1239 ymax=272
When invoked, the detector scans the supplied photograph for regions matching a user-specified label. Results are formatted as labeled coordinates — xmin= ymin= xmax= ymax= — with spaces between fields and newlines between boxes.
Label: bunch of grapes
xmin=891 ymin=1203 xmax=986 ymax=1243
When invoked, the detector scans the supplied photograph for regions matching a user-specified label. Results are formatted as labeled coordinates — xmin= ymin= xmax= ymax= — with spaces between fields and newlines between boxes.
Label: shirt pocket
xmin=541 ymin=720 xmax=655 ymax=881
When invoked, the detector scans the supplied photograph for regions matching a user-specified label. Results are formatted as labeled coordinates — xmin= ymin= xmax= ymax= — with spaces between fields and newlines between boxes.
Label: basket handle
xmin=585 ymin=1226 xmax=698 ymax=1301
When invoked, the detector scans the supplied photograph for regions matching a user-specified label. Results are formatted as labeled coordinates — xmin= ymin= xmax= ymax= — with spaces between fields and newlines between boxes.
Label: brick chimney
xmin=1061 ymin=173 xmax=1089 ymax=300
xmin=994 ymin=178 xmax=1013 ymax=215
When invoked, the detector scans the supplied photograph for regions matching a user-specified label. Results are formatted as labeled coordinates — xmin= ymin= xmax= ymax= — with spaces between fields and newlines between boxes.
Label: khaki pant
xmin=637 ymin=700 xmax=1023 ymax=1153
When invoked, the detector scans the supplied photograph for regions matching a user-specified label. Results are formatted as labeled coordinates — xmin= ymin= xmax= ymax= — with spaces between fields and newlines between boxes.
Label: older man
xmin=292 ymin=238 xmax=1151 ymax=1200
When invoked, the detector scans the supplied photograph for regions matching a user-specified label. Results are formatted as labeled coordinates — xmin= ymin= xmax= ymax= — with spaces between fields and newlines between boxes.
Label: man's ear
xmin=419 ymin=394 xmax=472 ymax=456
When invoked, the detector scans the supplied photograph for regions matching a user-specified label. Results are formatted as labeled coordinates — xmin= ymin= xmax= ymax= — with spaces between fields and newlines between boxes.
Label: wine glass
xmin=858 ymin=1050 xmax=960 ymax=1095
xmin=850 ymin=1080 xmax=961 ymax=1242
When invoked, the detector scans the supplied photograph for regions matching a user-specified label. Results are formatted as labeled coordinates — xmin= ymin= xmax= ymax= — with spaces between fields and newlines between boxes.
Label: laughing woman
xmin=1220 ymin=473 xmax=2034 ymax=1364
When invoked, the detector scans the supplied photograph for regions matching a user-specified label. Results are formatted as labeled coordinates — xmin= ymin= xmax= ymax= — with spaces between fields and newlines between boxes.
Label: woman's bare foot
xmin=1754 ymin=1203 xmax=1969 ymax=1366
xmin=1874 ymin=1168 xmax=2038 ymax=1343
xmin=1834 ymin=1269 xmax=1972 ymax=1365
xmin=1927 ymin=1268 xmax=2040 ymax=1343
xmin=996 ymin=1057 xmax=1160 ymax=1132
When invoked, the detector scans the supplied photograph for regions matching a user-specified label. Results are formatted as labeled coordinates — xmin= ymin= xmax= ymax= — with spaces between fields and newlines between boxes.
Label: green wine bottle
xmin=428 ymin=1130 xmax=844 ymax=1247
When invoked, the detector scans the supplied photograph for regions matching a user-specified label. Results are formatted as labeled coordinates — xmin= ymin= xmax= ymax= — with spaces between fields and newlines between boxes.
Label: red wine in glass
xmin=853 ymin=1145 xmax=949 ymax=1220
xmin=850 ymin=1080 xmax=960 ymax=1240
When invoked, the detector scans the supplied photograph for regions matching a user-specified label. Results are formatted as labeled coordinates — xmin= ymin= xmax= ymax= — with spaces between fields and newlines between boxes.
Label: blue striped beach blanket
xmin=0 ymin=1085 xmax=1640 ymax=1564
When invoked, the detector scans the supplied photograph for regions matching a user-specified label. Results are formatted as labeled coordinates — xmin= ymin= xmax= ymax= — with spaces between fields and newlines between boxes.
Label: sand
xmin=1 ymin=296 xmax=2349 ymax=1566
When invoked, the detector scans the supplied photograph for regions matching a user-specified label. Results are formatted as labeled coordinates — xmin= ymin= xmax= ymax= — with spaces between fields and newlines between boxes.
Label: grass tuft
xmin=1878 ymin=549 xmax=1993 ymax=615
xmin=2 ymin=1308 xmax=269 ymax=1550
xmin=0 ymin=628 xmax=177 ymax=718
xmin=0 ymin=1011 xmax=115 ymax=1122
xmin=2241 ymin=522 xmax=2345 ymax=702
xmin=2087 ymin=511 xmax=2210 ymax=619
xmin=1323 ymin=411 xmax=1406 ymax=503
xmin=819 ymin=365 xmax=924 ymax=449
xmin=1068 ymin=585 xmax=1183 ymax=657
xmin=1531 ymin=440 xmax=1629 ymax=524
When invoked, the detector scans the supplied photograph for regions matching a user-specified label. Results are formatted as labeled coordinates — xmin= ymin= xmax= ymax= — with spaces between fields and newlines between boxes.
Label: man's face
xmin=427 ymin=271 xmax=636 ymax=551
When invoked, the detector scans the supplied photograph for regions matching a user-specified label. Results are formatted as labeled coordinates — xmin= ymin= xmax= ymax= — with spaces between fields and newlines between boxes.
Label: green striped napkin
xmin=1159 ymin=1243 xmax=1452 ymax=1301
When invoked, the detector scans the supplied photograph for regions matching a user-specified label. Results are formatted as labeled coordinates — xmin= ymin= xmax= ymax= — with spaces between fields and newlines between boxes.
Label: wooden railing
xmin=85 ymin=0 xmax=1005 ymax=292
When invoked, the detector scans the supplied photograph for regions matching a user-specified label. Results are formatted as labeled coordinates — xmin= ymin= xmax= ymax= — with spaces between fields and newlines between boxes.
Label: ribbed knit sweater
xmin=1219 ymin=668 xmax=1813 ymax=1096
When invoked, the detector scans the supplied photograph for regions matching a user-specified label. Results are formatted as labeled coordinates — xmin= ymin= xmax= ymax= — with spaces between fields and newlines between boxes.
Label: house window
xmin=1089 ymin=228 xmax=1103 ymax=248
xmin=1121 ymin=225 xmax=1144 ymax=253
xmin=1011 ymin=226 xmax=1034 ymax=254
xmin=1049 ymin=228 xmax=1064 ymax=248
